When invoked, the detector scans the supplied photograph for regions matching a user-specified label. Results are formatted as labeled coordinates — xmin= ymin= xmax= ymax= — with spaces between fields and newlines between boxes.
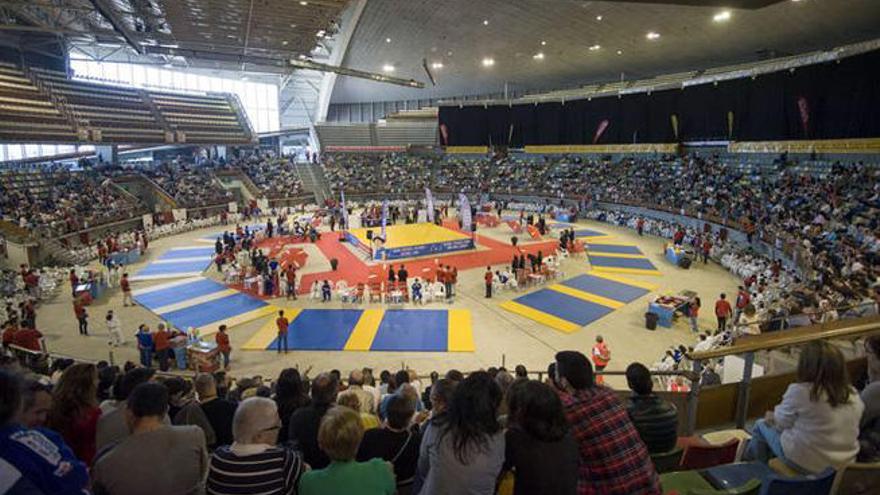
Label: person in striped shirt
xmin=206 ymin=397 xmax=307 ymax=495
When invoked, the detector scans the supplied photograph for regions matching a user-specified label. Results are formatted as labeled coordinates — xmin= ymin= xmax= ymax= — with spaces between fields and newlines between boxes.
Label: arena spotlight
xmin=422 ymin=58 xmax=438 ymax=86
xmin=713 ymin=10 xmax=732 ymax=22
xmin=646 ymin=31 xmax=661 ymax=40
xmin=482 ymin=57 xmax=495 ymax=67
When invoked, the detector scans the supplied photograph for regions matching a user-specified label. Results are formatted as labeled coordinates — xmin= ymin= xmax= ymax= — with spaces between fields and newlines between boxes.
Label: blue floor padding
xmin=158 ymin=248 xmax=216 ymax=260
xmin=134 ymin=279 xmax=226 ymax=310
xmin=513 ymin=290 xmax=613 ymax=326
xmin=160 ymin=293 xmax=267 ymax=330
xmin=371 ymin=310 xmax=448 ymax=351
xmin=589 ymin=256 xmax=658 ymax=270
xmin=585 ymin=243 xmax=644 ymax=255
xmin=136 ymin=259 xmax=211 ymax=276
xmin=574 ymin=229 xmax=607 ymax=237
xmin=561 ymin=274 xmax=650 ymax=303
xmin=277 ymin=309 xmax=361 ymax=350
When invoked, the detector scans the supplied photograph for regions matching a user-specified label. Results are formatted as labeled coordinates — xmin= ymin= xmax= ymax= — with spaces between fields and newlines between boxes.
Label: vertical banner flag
xmin=381 ymin=199 xmax=389 ymax=239
xmin=459 ymin=193 xmax=472 ymax=233
xmin=593 ymin=119 xmax=610 ymax=144
xmin=425 ymin=188 xmax=435 ymax=223
xmin=670 ymin=114 xmax=680 ymax=141
xmin=727 ymin=111 xmax=735 ymax=140
xmin=340 ymin=190 xmax=348 ymax=230
xmin=797 ymin=96 xmax=810 ymax=138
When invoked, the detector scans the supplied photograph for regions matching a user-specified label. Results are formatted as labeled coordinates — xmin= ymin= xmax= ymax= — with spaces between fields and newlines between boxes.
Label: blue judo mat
xmin=134 ymin=278 xmax=227 ymax=310
xmin=273 ymin=309 xmax=363 ymax=351
xmin=371 ymin=310 xmax=448 ymax=351
xmin=589 ymin=256 xmax=658 ymax=271
xmin=560 ymin=274 xmax=650 ymax=303
xmin=585 ymin=243 xmax=644 ymax=255
xmin=160 ymin=293 xmax=267 ymax=330
xmin=512 ymin=290 xmax=613 ymax=326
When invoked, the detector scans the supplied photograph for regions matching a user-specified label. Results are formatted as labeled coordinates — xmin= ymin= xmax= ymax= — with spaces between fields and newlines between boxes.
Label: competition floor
xmin=37 ymin=212 xmax=740 ymax=385
xmin=347 ymin=223 xmax=471 ymax=249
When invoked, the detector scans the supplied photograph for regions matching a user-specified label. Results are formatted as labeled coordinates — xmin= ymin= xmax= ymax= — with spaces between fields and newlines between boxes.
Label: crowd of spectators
xmin=2 ymin=336 xmax=878 ymax=495
xmin=232 ymin=155 xmax=305 ymax=199
xmin=323 ymin=153 xmax=434 ymax=195
xmin=144 ymin=162 xmax=233 ymax=208
xmin=0 ymin=169 xmax=145 ymax=236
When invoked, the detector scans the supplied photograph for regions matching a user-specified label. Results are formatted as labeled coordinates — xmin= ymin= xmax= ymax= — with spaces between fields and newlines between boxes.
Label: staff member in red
xmin=715 ymin=293 xmax=733 ymax=332
xmin=484 ymin=266 xmax=493 ymax=298
xmin=276 ymin=310 xmax=290 ymax=354
xmin=734 ymin=286 xmax=751 ymax=324
xmin=216 ymin=324 xmax=231 ymax=369
xmin=591 ymin=335 xmax=611 ymax=385
xmin=120 ymin=273 xmax=133 ymax=307
xmin=152 ymin=323 xmax=171 ymax=371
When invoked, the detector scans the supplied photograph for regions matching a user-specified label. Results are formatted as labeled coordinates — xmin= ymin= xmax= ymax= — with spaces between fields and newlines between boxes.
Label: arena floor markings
xmin=500 ymin=272 xmax=657 ymax=333
xmin=132 ymin=276 xmax=275 ymax=335
xmin=242 ymin=309 xmax=474 ymax=352
xmin=587 ymin=253 xmax=661 ymax=275
xmin=131 ymin=246 xmax=215 ymax=281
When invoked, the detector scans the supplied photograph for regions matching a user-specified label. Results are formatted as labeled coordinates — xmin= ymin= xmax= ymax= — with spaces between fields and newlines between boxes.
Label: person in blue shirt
xmin=0 ymin=369 xmax=89 ymax=495
xmin=411 ymin=280 xmax=423 ymax=304
xmin=135 ymin=324 xmax=154 ymax=368
xmin=321 ymin=280 xmax=332 ymax=302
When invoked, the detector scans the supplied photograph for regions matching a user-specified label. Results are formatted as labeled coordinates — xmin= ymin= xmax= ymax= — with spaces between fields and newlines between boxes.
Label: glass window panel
xmin=8 ymin=145 xmax=23 ymax=160
xmin=131 ymin=65 xmax=146 ymax=86
xmin=117 ymin=63 xmax=132 ymax=82
xmin=160 ymin=70 xmax=172 ymax=86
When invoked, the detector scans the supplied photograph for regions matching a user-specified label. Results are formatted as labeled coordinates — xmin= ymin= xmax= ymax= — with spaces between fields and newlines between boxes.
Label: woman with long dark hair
xmin=503 ymin=380 xmax=578 ymax=495
xmin=47 ymin=363 xmax=101 ymax=465
xmin=745 ymin=340 xmax=863 ymax=473
xmin=414 ymin=371 xmax=504 ymax=495
xmin=275 ymin=368 xmax=310 ymax=441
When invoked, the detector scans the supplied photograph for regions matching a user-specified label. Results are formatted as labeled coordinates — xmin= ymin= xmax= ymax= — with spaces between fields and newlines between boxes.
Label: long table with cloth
xmin=648 ymin=294 xmax=691 ymax=328
xmin=106 ymin=248 xmax=141 ymax=266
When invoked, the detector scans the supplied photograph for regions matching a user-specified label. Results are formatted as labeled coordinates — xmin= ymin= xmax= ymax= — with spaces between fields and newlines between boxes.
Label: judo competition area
xmin=44 ymin=213 xmax=740 ymax=381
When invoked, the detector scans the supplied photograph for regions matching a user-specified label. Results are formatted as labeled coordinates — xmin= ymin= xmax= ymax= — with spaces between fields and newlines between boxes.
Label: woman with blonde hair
xmin=47 ymin=362 xmax=101 ymax=465
xmin=744 ymin=340 xmax=864 ymax=473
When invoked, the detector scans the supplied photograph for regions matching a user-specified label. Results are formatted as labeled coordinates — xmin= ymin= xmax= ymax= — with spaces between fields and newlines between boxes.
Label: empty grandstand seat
xmin=830 ymin=461 xmax=880 ymax=495
xmin=680 ymin=439 xmax=740 ymax=470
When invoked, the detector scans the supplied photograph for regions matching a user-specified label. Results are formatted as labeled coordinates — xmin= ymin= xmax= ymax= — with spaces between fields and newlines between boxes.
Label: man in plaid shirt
xmin=555 ymin=351 xmax=661 ymax=495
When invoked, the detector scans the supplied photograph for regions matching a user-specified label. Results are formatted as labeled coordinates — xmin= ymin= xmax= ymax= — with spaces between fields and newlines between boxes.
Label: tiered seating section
xmin=0 ymin=62 xmax=79 ymax=142
xmin=0 ymin=63 xmax=254 ymax=145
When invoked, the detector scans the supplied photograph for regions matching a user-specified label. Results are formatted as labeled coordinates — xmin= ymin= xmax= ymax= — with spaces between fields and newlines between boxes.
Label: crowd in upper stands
xmin=234 ymin=156 xmax=305 ymax=199
xmin=1 ymin=331 xmax=878 ymax=495
xmin=144 ymin=162 xmax=233 ymax=208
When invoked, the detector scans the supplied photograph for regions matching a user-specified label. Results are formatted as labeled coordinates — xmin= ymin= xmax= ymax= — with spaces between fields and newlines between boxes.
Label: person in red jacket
xmin=715 ymin=293 xmax=733 ymax=332
xmin=276 ymin=310 xmax=289 ymax=354
xmin=734 ymin=286 xmax=751 ymax=324
xmin=152 ymin=323 xmax=171 ymax=371
xmin=120 ymin=273 xmax=133 ymax=307
xmin=484 ymin=266 xmax=494 ymax=298
xmin=12 ymin=324 xmax=43 ymax=352
xmin=73 ymin=299 xmax=88 ymax=336
xmin=216 ymin=324 xmax=231 ymax=369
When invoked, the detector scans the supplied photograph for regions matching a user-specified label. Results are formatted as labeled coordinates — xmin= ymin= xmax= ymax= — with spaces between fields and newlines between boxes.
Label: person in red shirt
xmin=450 ymin=266 xmax=459 ymax=297
xmin=120 ymin=273 xmax=133 ymax=307
xmin=73 ymin=299 xmax=88 ymax=336
xmin=47 ymin=363 xmax=101 ymax=465
xmin=636 ymin=217 xmax=645 ymax=236
xmin=715 ymin=293 xmax=733 ymax=332
xmin=216 ymin=324 xmax=231 ymax=369
xmin=484 ymin=266 xmax=493 ymax=298
xmin=69 ymin=269 xmax=80 ymax=297
xmin=701 ymin=238 xmax=712 ymax=264
xmin=152 ymin=323 xmax=171 ymax=371
xmin=2 ymin=321 xmax=18 ymax=348
xmin=276 ymin=310 xmax=289 ymax=354
xmin=12 ymin=324 xmax=43 ymax=352
xmin=734 ymin=286 xmax=751 ymax=323
xmin=591 ymin=335 xmax=611 ymax=385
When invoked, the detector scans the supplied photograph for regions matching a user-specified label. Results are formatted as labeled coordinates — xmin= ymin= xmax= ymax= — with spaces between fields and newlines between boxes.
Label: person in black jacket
xmin=288 ymin=373 xmax=338 ymax=469
xmin=624 ymin=362 xmax=678 ymax=454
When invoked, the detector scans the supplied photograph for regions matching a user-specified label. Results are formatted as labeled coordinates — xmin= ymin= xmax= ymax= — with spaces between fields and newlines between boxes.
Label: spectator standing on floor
xmin=196 ymin=373 xmax=237 ymax=450
xmin=170 ymin=329 xmax=188 ymax=370
xmin=689 ymin=297 xmax=701 ymax=333
xmin=290 ymin=373 xmax=339 ymax=469
xmin=216 ymin=325 xmax=231 ymax=369
xmin=734 ymin=286 xmax=751 ymax=324
xmin=414 ymin=371 xmax=505 ymax=495
xmin=624 ymin=363 xmax=678 ymax=454
xmin=299 ymin=406 xmax=395 ymax=495
xmin=206 ymin=397 xmax=306 ymax=495
xmin=105 ymin=310 xmax=123 ymax=346
xmin=0 ymin=369 xmax=90 ymax=495
xmin=69 ymin=269 xmax=79 ymax=297
xmin=591 ymin=335 xmax=611 ymax=385
xmin=276 ymin=311 xmax=289 ymax=354
xmin=47 ymin=363 xmax=101 ymax=466
xmin=285 ymin=264 xmax=297 ymax=300
xmin=484 ymin=266 xmax=494 ymax=298
xmin=715 ymin=293 xmax=732 ymax=332
xmin=120 ymin=273 xmax=133 ymax=307
xmin=136 ymin=324 xmax=153 ymax=368
xmin=503 ymin=379 xmax=578 ymax=495
xmin=701 ymin=237 xmax=712 ymax=264
xmin=398 ymin=265 xmax=408 ymax=285
xmin=554 ymin=351 xmax=661 ymax=495
xmin=153 ymin=323 xmax=171 ymax=372
xmin=73 ymin=298 xmax=88 ymax=336
xmin=92 ymin=383 xmax=208 ymax=495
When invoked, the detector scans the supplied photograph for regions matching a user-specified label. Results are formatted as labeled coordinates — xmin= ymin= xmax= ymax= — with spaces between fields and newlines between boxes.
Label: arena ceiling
xmin=329 ymin=0 xmax=880 ymax=104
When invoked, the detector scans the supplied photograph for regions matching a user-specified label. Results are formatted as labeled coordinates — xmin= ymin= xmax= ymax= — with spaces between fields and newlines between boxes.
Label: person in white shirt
xmin=105 ymin=310 xmax=124 ymax=346
xmin=744 ymin=340 xmax=864 ymax=473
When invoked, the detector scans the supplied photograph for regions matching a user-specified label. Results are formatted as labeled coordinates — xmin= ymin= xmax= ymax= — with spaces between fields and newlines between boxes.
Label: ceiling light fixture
xmin=616 ymin=50 xmax=623 ymax=55
xmin=541 ymin=40 xmax=547 ymax=46
xmin=482 ymin=57 xmax=495 ymax=67
xmin=282 ymin=40 xmax=289 ymax=45
xmin=533 ymin=52 xmax=544 ymax=60
xmin=596 ymin=15 xmax=603 ymax=21
xmin=382 ymin=64 xmax=395 ymax=72
xmin=589 ymin=44 xmax=601 ymax=51
xmin=482 ymin=19 xmax=489 ymax=26
xmin=299 ymin=1 xmax=307 ymax=5
xmin=646 ymin=31 xmax=660 ymax=40
xmin=385 ymin=37 xmax=391 ymax=43
xmin=713 ymin=10 xmax=731 ymax=22
xmin=431 ymin=62 xmax=444 ymax=69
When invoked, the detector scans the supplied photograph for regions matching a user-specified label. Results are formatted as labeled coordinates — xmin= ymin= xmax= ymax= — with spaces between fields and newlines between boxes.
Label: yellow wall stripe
xmin=588 ymin=252 xmax=649 ymax=260
xmin=500 ymin=301 xmax=580 ymax=333
xmin=591 ymin=266 xmax=662 ymax=276
xmin=447 ymin=309 xmax=475 ymax=352
xmin=586 ymin=271 xmax=660 ymax=291
xmin=344 ymin=309 xmax=384 ymax=351
xmin=548 ymin=284 xmax=625 ymax=309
